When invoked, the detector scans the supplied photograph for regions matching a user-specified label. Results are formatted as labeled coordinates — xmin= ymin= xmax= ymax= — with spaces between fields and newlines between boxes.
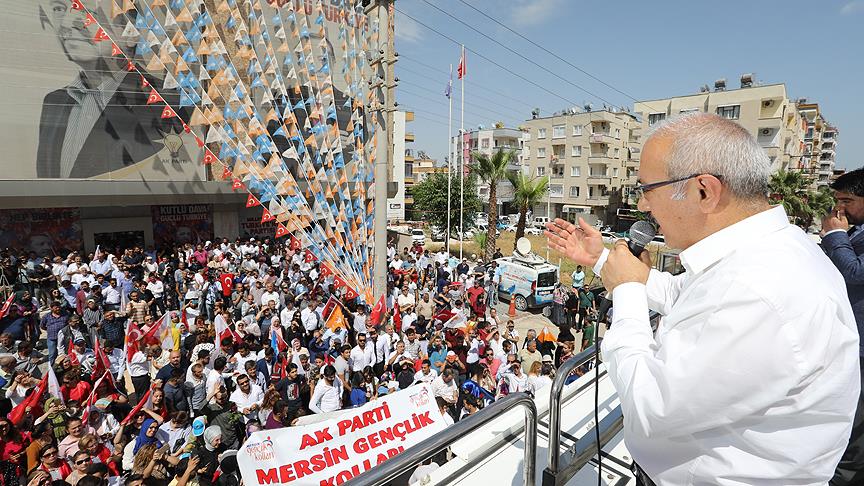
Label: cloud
xmin=396 ymin=13 xmax=424 ymax=43
xmin=841 ymin=1 xmax=864 ymax=14
xmin=508 ymin=0 xmax=565 ymax=27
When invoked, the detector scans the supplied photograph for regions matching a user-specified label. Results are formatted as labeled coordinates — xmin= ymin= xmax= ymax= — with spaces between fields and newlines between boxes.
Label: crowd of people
xmin=0 ymin=236 xmax=601 ymax=486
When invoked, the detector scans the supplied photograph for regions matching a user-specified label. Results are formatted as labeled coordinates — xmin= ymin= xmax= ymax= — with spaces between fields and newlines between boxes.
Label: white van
xmin=531 ymin=216 xmax=550 ymax=229
xmin=495 ymin=252 xmax=559 ymax=311
xmin=411 ymin=228 xmax=426 ymax=245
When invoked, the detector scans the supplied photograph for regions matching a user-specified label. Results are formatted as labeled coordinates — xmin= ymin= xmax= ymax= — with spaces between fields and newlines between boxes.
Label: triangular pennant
xmin=246 ymin=193 xmax=261 ymax=207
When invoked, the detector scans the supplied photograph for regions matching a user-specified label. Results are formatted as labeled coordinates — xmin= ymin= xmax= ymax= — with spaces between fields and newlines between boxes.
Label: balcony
xmin=586 ymin=196 xmax=610 ymax=205
xmin=587 ymin=175 xmax=611 ymax=184
xmin=589 ymin=133 xmax=613 ymax=144
xmin=550 ymin=172 xmax=565 ymax=180
xmin=625 ymin=159 xmax=640 ymax=169
xmin=405 ymin=132 xmax=415 ymax=142
xmin=589 ymin=151 xmax=610 ymax=159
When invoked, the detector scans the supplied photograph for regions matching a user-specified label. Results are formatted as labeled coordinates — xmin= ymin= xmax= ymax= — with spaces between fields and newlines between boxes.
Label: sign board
xmin=238 ymin=384 xmax=445 ymax=486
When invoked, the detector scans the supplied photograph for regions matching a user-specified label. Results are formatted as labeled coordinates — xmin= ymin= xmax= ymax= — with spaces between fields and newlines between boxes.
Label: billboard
xmin=151 ymin=204 xmax=213 ymax=247
xmin=0 ymin=0 xmax=208 ymax=181
xmin=0 ymin=208 xmax=83 ymax=257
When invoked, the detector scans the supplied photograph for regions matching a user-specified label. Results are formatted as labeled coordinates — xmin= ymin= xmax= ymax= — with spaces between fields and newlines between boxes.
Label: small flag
xmin=246 ymin=193 xmax=261 ymax=207
xmin=146 ymin=89 xmax=163 ymax=105
xmin=160 ymin=106 xmax=176 ymax=119
xmin=275 ymin=222 xmax=288 ymax=238
xmin=288 ymin=234 xmax=302 ymax=250
xmin=325 ymin=305 xmax=349 ymax=332
xmin=0 ymin=293 xmax=14 ymax=320
xmin=369 ymin=294 xmax=386 ymax=326
xmin=321 ymin=296 xmax=339 ymax=320
xmin=93 ymin=28 xmax=110 ymax=42
xmin=260 ymin=209 xmax=274 ymax=223
xmin=70 ymin=0 xmax=84 ymax=10
xmin=219 ymin=273 xmax=234 ymax=297
xmin=457 ymin=50 xmax=466 ymax=79
xmin=83 ymin=13 xmax=96 ymax=27
xmin=111 ymin=44 xmax=122 ymax=56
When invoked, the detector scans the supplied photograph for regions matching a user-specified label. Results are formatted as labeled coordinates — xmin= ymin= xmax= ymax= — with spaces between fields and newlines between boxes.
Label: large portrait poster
xmin=0 ymin=208 xmax=83 ymax=257
xmin=151 ymin=204 xmax=213 ymax=247
xmin=0 ymin=0 xmax=208 ymax=182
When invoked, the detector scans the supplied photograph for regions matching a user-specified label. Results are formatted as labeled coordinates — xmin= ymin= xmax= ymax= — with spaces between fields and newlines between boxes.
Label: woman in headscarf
xmin=35 ymin=398 xmax=67 ymax=443
xmin=133 ymin=419 xmax=163 ymax=454
xmin=194 ymin=426 xmax=223 ymax=486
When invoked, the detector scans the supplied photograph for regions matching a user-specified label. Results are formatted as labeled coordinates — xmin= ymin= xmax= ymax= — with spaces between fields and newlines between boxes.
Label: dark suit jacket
xmin=36 ymin=70 xmax=186 ymax=178
xmin=823 ymin=229 xmax=864 ymax=356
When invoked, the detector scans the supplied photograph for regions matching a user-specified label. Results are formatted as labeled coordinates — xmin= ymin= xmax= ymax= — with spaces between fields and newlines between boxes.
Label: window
xmin=405 ymin=162 xmax=414 ymax=177
xmin=550 ymin=184 xmax=564 ymax=198
xmin=481 ymin=139 xmax=490 ymax=149
xmin=614 ymin=128 xmax=620 ymax=139
xmin=570 ymin=166 xmax=581 ymax=177
xmin=571 ymin=145 xmax=582 ymax=157
xmin=536 ymin=166 xmax=546 ymax=176
xmin=716 ymin=105 xmax=740 ymax=120
xmin=569 ymin=186 xmax=580 ymax=197
xmin=537 ymin=147 xmax=546 ymax=158
xmin=537 ymin=128 xmax=547 ymax=139
xmin=614 ymin=148 xmax=620 ymax=158
xmin=648 ymin=113 xmax=666 ymax=126
xmin=612 ymin=168 xmax=619 ymax=177
xmin=679 ymin=108 xmax=700 ymax=114
xmin=572 ymin=125 xmax=582 ymax=136
xmin=552 ymin=125 xmax=565 ymax=139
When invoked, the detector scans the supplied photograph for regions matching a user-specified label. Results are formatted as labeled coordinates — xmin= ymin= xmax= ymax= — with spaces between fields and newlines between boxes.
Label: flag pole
xmin=447 ymin=64 xmax=453 ymax=256
xmin=459 ymin=44 xmax=465 ymax=260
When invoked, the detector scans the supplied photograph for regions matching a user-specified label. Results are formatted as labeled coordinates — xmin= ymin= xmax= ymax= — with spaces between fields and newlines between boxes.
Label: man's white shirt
xmin=597 ymin=206 xmax=859 ymax=485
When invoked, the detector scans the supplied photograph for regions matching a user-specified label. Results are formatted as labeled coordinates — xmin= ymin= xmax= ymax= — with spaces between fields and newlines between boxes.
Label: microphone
xmin=595 ymin=220 xmax=657 ymax=320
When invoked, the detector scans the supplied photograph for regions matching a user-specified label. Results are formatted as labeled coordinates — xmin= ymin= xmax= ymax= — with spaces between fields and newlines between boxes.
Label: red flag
xmin=275 ymin=223 xmax=288 ymax=238
xmin=182 ymin=123 xmax=191 ymax=133
xmin=288 ymin=234 xmax=301 ymax=250
xmin=70 ymin=0 xmax=83 ymax=10
xmin=321 ymin=296 xmax=338 ymax=321
xmin=260 ymin=209 xmax=274 ymax=223
xmin=343 ymin=287 xmax=359 ymax=301
xmin=8 ymin=374 xmax=48 ymax=425
xmin=124 ymin=321 xmax=143 ymax=364
xmin=0 ymin=293 xmax=14 ymax=320
xmin=81 ymin=371 xmax=111 ymax=422
xmin=83 ymin=13 xmax=96 ymax=27
xmin=160 ymin=106 xmax=176 ymax=119
xmin=319 ymin=264 xmax=333 ymax=278
xmin=93 ymin=28 xmax=110 ymax=42
xmin=111 ymin=44 xmax=122 ymax=56
xmin=393 ymin=302 xmax=402 ymax=332
xmin=369 ymin=295 xmax=386 ymax=326
xmin=146 ymin=89 xmax=163 ymax=105
xmin=141 ymin=313 xmax=174 ymax=351
xmin=203 ymin=148 xmax=216 ymax=164
xmin=126 ymin=60 xmax=135 ymax=71
xmin=219 ymin=273 xmax=234 ymax=297
xmin=141 ymin=77 xmax=150 ymax=88
xmin=67 ymin=338 xmax=79 ymax=366
xmin=121 ymin=386 xmax=153 ymax=425
xmin=246 ymin=193 xmax=261 ymax=207
xmin=195 ymin=136 xmax=205 ymax=147
xmin=457 ymin=51 xmax=466 ymax=79
xmin=232 ymin=179 xmax=244 ymax=190
xmin=221 ymin=167 xmax=232 ymax=179
xmin=303 ymin=249 xmax=316 ymax=263
xmin=433 ymin=309 xmax=455 ymax=323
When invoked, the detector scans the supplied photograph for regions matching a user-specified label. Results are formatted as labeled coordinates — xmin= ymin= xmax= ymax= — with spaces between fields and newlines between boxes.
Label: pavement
xmin=489 ymin=299 xmax=607 ymax=349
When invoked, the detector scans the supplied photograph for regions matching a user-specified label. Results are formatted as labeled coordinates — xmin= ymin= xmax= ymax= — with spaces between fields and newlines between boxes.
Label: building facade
xmin=797 ymin=101 xmax=839 ymax=187
xmin=452 ymin=127 xmax=525 ymax=216
xmin=519 ymin=109 xmax=641 ymax=225
xmin=633 ymin=79 xmax=807 ymax=173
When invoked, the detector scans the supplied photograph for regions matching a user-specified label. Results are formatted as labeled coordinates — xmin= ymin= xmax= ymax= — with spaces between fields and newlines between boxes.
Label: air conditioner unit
xmin=762 ymin=100 xmax=774 ymax=108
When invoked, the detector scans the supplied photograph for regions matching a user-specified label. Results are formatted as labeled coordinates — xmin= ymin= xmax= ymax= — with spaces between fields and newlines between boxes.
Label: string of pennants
xmin=71 ymin=0 xmax=383 ymax=303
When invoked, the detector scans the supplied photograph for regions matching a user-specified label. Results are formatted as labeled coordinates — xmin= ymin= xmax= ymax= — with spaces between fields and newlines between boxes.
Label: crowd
xmin=0 ymin=236 xmax=604 ymax=486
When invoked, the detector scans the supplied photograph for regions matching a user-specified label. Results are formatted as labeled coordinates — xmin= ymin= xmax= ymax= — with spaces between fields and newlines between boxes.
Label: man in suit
xmin=38 ymin=0 xmax=185 ymax=178
xmin=823 ymin=167 xmax=864 ymax=485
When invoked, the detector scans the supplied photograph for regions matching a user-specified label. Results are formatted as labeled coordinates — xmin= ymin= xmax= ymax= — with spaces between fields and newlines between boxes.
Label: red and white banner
xmin=237 ymin=384 xmax=445 ymax=486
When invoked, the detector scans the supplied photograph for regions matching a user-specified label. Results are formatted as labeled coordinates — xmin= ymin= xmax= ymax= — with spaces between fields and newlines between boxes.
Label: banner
xmin=238 ymin=384 xmax=445 ymax=486
xmin=151 ymin=204 xmax=213 ymax=247
xmin=0 ymin=208 xmax=82 ymax=257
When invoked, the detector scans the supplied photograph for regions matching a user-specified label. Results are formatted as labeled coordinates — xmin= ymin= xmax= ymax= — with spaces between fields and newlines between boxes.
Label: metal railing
xmin=343 ymin=392 xmax=539 ymax=486
xmin=542 ymin=346 xmax=625 ymax=486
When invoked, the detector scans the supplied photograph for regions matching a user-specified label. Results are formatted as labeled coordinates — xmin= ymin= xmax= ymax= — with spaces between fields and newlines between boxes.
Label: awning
xmin=562 ymin=205 xmax=591 ymax=212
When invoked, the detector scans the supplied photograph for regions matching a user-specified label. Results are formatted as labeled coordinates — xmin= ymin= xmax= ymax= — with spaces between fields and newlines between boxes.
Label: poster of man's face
xmin=0 ymin=0 xmax=207 ymax=181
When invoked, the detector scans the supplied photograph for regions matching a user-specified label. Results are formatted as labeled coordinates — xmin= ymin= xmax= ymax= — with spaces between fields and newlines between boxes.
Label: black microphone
xmin=595 ymin=220 xmax=657 ymax=320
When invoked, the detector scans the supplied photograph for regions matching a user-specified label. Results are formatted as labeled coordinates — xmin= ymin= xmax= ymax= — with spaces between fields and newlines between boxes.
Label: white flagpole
xmin=447 ymin=64 xmax=453 ymax=257
xmin=459 ymin=45 xmax=465 ymax=260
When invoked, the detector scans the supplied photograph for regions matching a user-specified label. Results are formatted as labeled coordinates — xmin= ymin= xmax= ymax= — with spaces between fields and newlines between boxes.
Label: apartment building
xmin=633 ymin=76 xmax=807 ymax=173
xmin=389 ymin=110 xmax=415 ymax=221
xmin=451 ymin=127 xmax=524 ymax=215
xmin=519 ymin=109 xmax=641 ymax=225
xmin=797 ymin=101 xmax=839 ymax=187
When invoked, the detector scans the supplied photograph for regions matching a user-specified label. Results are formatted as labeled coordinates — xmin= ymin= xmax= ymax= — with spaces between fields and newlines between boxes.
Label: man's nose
xmin=636 ymin=196 xmax=649 ymax=212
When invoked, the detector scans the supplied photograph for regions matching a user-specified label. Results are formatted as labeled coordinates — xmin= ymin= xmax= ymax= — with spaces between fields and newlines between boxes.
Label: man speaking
xmin=546 ymin=113 xmax=859 ymax=485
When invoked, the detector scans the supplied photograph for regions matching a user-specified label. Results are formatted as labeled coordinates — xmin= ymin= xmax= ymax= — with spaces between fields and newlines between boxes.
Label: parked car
xmin=411 ymin=228 xmax=426 ymax=245
xmin=524 ymin=227 xmax=543 ymax=236
xmin=504 ymin=224 xmax=518 ymax=232
xmin=531 ymin=216 xmax=550 ymax=229
xmin=430 ymin=226 xmax=445 ymax=241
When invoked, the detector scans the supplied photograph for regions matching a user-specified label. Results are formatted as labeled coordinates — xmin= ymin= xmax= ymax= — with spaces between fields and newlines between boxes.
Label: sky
xmin=392 ymin=0 xmax=863 ymax=169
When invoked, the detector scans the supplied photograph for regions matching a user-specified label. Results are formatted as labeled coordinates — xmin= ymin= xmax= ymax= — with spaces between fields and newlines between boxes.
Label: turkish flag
xmin=121 ymin=386 xmax=153 ymax=425
xmin=8 ymin=374 xmax=47 ymax=425
xmin=393 ymin=302 xmax=402 ymax=332
xmin=369 ymin=295 xmax=386 ymax=326
xmin=321 ymin=296 xmax=338 ymax=320
xmin=141 ymin=77 xmax=150 ymax=88
xmin=70 ymin=0 xmax=83 ymax=10
xmin=126 ymin=60 xmax=135 ymax=71
xmin=246 ymin=194 xmax=261 ymax=207
xmin=0 ymin=293 xmax=14 ymax=320
xmin=83 ymin=13 xmax=96 ymax=27
xmin=260 ymin=209 xmax=274 ymax=223
xmin=160 ymin=106 xmax=176 ymax=119
xmin=146 ymin=89 xmax=163 ymax=105
xmin=275 ymin=223 xmax=288 ymax=238
xmin=343 ymin=287 xmax=359 ymax=301
xmin=93 ymin=28 xmax=110 ymax=42
xmin=182 ymin=123 xmax=191 ymax=133
xmin=222 ymin=167 xmax=232 ymax=179
xmin=111 ymin=44 xmax=122 ymax=56
xmin=288 ymin=234 xmax=302 ymax=250
xmin=202 ymin=149 xmax=216 ymax=165
xmin=219 ymin=273 xmax=234 ymax=297
xmin=319 ymin=264 xmax=333 ymax=278
xmin=195 ymin=136 xmax=205 ymax=147
xmin=232 ymin=179 xmax=244 ymax=190
xmin=303 ymin=249 xmax=317 ymax=263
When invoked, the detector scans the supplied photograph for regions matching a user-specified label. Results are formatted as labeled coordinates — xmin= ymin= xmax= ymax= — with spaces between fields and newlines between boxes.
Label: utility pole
xmin=371 ymin=0 xmax=396 ymax=301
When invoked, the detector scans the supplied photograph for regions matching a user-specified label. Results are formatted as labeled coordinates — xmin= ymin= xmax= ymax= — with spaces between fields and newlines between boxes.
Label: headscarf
xmin=13 ymin=290 xmax=29 ymax=306
xmin=134 ymin=418 xmax=162 ymax=453
xmin=203 ymin=425 xmax=222 ymax=451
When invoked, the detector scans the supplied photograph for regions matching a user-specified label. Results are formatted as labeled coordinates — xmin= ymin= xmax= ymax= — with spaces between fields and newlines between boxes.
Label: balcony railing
xmin=586 ymin=196 xmax=610 ymax=205
xmin=589 ymin=133 xmax=612 ymax=144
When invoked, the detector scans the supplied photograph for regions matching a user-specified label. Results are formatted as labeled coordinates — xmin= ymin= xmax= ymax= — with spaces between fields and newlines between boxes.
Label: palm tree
xmin=507 ymin=171 xmax=549 ymax=245
xmin=471 ymin=149 xmax=515 ymax=261
xmin=769 ymin=170 xmax=834 ymax=229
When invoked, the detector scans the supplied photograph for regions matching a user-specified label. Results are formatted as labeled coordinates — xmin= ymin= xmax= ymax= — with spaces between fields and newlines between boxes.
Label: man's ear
xmin=697 ymin=175 xmax=724 ymax=213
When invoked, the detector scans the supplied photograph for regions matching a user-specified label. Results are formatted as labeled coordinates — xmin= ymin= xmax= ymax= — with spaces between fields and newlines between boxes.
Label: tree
xmin=507 ymin=171 xmax=548 ymax=245
xmin=411 ymin=171 xmax=482 ymax=237
xmin=471 ymin=149 xmax=515 ymax=261
xmin=768 ymin=170 xmax=834 ymax=229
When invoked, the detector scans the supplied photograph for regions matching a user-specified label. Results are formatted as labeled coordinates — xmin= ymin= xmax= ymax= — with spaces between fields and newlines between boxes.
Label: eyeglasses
xmin=631 ymin=173 xmax=722 ymax=198
xmin=75 ymin=458 xmax=91 ymax=465
xmin=43 ymin=451 xmax=58 ymax=458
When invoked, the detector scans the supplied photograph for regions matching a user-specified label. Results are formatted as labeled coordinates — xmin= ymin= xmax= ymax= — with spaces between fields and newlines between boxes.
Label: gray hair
xmin=645 ymin=112 xmax=771 ymax=201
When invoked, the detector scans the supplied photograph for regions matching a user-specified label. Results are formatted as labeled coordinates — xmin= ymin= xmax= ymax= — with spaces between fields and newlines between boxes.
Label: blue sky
xmin=393 ymin=0 xmax=863 ymax=169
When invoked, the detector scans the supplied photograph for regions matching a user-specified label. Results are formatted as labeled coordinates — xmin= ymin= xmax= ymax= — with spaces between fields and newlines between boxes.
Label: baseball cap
xmin=192 ymin=417 xmax=207 ymax=436
xmin=446 ymin=351 xmax=455 ymax=357
xmin=542 ymin=355 xmax=553 ymax=363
